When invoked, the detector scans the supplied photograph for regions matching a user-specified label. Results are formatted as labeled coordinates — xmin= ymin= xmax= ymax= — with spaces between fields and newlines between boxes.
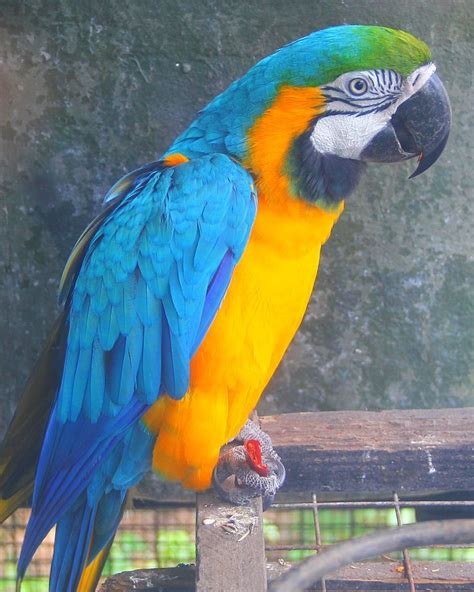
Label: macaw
xmin=0 ymin=25 xmax=450 ymax=591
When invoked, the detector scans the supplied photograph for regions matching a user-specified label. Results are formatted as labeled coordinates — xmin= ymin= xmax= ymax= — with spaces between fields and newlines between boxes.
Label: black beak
xmin=361 ymin=71 xmax=451 ymax=178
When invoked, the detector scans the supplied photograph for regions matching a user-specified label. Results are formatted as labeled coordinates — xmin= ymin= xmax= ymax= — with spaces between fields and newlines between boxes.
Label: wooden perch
xmin=100 ymin=560 xmax=474 ymax=591
xmin=133 ymin=408 xmax=474 ymax=504
xmin=267 ymin=560 xmax=474 ymax=591
xmin=99 ymin=566 xmax=195 ymax=591
xmin=260 ymin=407 xmax=474 ymax=497
xmin=195 ymin=490 xmax=266 ymax=592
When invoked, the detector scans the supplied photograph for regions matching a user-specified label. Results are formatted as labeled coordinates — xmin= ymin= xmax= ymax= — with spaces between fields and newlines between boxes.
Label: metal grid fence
xmin=1 ymin=493 xmax=474 ymax=590
xmin=0 ymin=504 xmax=197 ymax=590
xmin=266 ymin=493 xmax=474 ymax=591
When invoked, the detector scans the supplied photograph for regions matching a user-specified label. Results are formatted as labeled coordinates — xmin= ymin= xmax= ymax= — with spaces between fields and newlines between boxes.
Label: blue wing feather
xmin=19 ymin=153 xmax=257 ymax=584
xmin=192 ymin=249 xmax=235 ymax=353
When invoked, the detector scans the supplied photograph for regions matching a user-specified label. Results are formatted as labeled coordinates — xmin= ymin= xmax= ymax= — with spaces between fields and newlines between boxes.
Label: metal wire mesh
xmin=266 ymin=493 xmax=474 ymax=591
xmin=1 ymin=495 xmax=473 ymax=590
xmin=0 ymin=504 xmax=197 ymax=590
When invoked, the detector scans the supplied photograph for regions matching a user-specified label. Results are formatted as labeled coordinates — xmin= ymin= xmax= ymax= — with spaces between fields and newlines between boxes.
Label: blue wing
xmin=18 ymin=153 xmax=257 ymax=584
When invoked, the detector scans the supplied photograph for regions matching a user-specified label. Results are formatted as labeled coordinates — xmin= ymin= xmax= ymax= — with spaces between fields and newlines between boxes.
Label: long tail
xmin=0 ymin=312 xmax=154 ymax=591
xmin=0 ymin=312 xmax=67 ymax=522
xmin=49 ymin=490 xmax=128 ymax=592
xmin=17 ymin=421 xmax=153 ymax=590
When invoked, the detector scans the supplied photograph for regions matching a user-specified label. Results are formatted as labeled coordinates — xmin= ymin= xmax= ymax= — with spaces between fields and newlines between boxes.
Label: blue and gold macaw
xmin=0 ymin=25 xmax=450 ymax=590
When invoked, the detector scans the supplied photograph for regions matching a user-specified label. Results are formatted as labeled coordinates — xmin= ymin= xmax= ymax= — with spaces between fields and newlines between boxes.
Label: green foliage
xmin=103 ymin=531 xmax=156 ymax=575
xmin=263 ymin=507 xmax=472 ymax=563
xmin=155 ymin=529 xmax=195 ymax=567
xmin=263 ymin=519 xmax=280 ymax=544
xmin=0 ymin=577 xmax=49 ymax=592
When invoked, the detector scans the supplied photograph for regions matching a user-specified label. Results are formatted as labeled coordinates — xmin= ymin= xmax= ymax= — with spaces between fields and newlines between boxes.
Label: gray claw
xmin=212 ymin=421 xmax=286 ymax=509
xmin=236 ymin=420 xmax=274 ymax=455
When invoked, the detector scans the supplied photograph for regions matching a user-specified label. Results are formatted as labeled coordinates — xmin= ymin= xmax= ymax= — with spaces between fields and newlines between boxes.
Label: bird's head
xmin=239 ymin=25 xmax=451 ymax=209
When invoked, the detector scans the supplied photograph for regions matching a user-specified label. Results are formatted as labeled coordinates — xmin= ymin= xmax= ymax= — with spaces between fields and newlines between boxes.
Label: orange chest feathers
xmin=190 ymin=85 xmax=342 ymax=423
xmin=144 ymin=86 xmax=343 ymax=489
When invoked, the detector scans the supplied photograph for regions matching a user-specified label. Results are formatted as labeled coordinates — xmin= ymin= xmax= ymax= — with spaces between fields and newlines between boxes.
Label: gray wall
xmin=0 ymin=0 xmax=472 ymax=435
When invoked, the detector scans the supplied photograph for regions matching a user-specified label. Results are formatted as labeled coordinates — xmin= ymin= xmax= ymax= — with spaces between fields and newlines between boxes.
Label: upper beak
xmin=361 ymin=70 xmax=451 ymax=178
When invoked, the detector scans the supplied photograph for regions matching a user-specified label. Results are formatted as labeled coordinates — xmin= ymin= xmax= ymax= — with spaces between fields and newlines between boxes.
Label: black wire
xmin=269 ymin=519 xmax=474 ymax=592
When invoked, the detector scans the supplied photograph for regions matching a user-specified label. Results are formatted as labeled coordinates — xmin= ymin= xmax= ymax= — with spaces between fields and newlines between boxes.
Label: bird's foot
xmin=212 ymin=419 xmax=285 ymax=510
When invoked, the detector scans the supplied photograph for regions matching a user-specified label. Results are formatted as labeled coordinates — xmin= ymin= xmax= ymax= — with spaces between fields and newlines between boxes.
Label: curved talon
xmin=212 ymin=423 xmax=286 ymax=509
xmin=212 ymin=446 xmax=256 ymax=505
xmin=261 ymin=454 xmax=286 ymax=509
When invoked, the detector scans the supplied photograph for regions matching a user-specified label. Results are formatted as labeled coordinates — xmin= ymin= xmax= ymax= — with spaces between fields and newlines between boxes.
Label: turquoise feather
xmin=18 ymin=153 xmax=256 ymax=584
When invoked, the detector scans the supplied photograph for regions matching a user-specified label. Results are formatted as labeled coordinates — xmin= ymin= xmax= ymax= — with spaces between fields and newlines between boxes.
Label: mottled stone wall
xmin=0 ymin=0 xmax=472 ymax=435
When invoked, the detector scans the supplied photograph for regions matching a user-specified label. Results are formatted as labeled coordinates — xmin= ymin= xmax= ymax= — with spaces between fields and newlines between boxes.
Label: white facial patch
xmin=310 ymin=108 xmax=392 ymax=159
xmin=311 ymin=63 xmax=436 ymax=159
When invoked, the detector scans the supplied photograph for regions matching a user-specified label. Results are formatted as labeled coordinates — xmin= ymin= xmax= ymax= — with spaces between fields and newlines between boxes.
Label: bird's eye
xmin=348 ymin=77 xmax=368 ymax=96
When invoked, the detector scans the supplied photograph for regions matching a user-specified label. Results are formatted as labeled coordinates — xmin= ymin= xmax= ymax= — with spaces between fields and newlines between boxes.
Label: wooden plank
xmin=132 ymin=472 xmax=195 ymax=505
xmin=99 ymin=560 xmax=474 ymax=591
xmin=260 ymin=408 xmax=474 ymax=496
xmin=132 ymin=408 xmax=474 ymax=504
xmin=99 ymin=566 xmax=195 ymax=591
xmin=268 ymin=560 xmax=474 ymax=591
xmin=195 ymin=490 xmax=266 ymax=592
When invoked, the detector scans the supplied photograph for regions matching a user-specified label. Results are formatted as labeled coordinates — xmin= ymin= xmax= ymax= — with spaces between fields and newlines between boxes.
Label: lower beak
xmin=361 ymin=71 xmax=451 ymax=178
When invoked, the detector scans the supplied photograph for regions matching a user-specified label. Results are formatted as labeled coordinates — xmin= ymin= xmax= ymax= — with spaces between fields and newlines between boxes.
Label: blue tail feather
xmin=50 ymin=496 xmax=97 ymax=592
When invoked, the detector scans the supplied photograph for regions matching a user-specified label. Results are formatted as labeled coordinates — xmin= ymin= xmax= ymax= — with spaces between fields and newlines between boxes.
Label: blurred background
xmin=0 ymin=0 xmax=473 ymax=588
